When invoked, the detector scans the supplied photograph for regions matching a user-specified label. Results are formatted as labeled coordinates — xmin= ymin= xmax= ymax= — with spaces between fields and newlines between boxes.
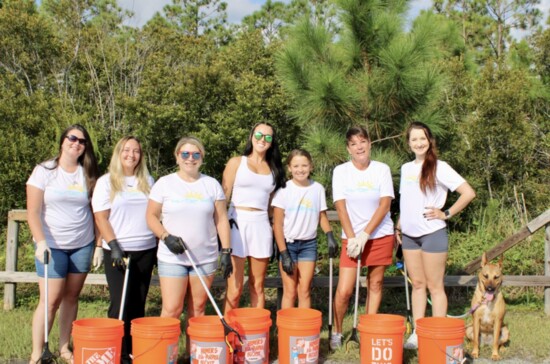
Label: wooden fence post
xmin=545 ymin=222 xmax=549 ymax=316
xmin=4 ymin=216 xmax=20 ymax=310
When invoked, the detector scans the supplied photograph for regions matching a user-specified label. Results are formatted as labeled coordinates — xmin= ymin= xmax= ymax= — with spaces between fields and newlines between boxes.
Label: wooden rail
xmin=3 ymin=209 xmax=550 ymax=313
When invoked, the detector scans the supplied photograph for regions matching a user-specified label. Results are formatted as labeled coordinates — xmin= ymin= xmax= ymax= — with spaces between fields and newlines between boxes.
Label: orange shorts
xmin=340 ymin=234 xmax=394 ymax=268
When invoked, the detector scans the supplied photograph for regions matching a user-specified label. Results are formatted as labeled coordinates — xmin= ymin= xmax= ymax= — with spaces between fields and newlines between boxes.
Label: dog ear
xmin=481 ymin=252 xmax=488 ymax=267
xmin=498 ymin=254 xmax=503 ymax=268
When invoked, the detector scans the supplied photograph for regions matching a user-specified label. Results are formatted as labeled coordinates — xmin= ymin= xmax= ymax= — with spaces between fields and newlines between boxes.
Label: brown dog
xmin=466 ymin=252 xmax=509 ymax=360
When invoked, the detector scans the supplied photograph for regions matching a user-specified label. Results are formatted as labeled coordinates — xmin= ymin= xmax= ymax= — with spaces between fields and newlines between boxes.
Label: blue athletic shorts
xmin=35 ymin=241 xmax=94 ymax=278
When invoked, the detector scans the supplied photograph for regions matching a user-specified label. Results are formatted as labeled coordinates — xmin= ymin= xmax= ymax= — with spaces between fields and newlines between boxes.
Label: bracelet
xmin=395 ymin=228 xmax=401 ymax=233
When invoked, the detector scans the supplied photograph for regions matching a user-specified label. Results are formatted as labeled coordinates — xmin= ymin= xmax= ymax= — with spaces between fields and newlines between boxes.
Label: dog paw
xmin=491 ymin=352 xmax=501 ymax=361
xmin=471 ymin=350 xmax=479 ymax=359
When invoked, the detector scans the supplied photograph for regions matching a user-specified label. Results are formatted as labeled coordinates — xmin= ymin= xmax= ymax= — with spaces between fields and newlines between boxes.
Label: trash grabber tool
xmin=118 ymin=256 xmax=131 ymax=321
xmin=345 ymin=258 xmax=361 ymax=352
xmin=40 ymin=250 xmax=56 ymax=363
xmin=181 ymin=239 xmax=243 ymax=353
xmin=328 ymin=257 xmax=334 ymax=347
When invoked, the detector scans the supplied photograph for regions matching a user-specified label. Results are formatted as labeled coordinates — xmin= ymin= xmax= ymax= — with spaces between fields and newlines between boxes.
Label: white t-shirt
xmin=399 ymin=160 xmax=466 ymax=237
xmin=332 ymin=160 xmax=395 ymax=239
xmin=92 ymin=173 xmax=156 ymax=251
xmin=271 ymin=179 xmax=328 ymax=242
xmin=26 ymin=161 xmax=94 ymax=249
xmin=149 ymin=173 xmax=225 ymax=266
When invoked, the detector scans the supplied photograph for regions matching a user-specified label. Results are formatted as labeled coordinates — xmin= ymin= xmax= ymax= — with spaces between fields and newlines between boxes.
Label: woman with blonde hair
xmin=146 ymin=136 xmax=232 ymax=354
xmin=92 ymin=136 xmax=156 ymax=364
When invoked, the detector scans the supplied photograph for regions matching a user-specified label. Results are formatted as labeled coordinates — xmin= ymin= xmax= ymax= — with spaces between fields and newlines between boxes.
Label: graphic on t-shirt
xmin=170 ymin=192 xmax=211 ymax=204
xmin=346 ymin=180 xmax=380 ymax=193
xmin=402 ymin=175 xmax=419 ymax=184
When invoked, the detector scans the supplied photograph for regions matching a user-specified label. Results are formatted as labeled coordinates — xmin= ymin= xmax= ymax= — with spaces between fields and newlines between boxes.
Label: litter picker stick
xmin=118 ymin=256 xmax=131 ymax=321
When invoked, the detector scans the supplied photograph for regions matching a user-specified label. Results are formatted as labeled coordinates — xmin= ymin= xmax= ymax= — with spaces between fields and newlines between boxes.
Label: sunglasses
xmin=253 ymin=131 xmax=273 ymax=143
xmin=66 ymin=135 xmax=87 ymax=145
xmin=180 ymin=151 xmax=201 ymax=160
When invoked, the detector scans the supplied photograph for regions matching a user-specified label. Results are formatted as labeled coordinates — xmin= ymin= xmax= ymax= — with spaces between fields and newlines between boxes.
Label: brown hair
xmin=345 ymin=126 xmax=370 ymax=144
xmin=286 ymin=149 xmax=313 ymax=167
xmin=406 ymin=121 xmax=438 ymax=194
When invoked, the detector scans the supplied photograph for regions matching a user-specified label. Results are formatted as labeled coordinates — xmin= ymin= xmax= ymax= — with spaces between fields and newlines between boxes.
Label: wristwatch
xmin=221 ymin=248 xmax=233 ymax=254
xmin=444 ymin=209 xmax=451 ymax=219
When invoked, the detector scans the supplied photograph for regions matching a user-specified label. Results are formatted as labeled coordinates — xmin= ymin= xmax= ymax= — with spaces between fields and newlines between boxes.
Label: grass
xmin=1 ymin=282 xmax=549 ymax=363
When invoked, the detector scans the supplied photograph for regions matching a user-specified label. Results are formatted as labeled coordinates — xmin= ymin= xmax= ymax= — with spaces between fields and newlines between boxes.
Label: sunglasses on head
xmin=180 ymin=151 xmax=201 ymax=160
xmin=66 ymin=135 xmax=86 ymax=145
xmin=253 ymin=131 xmax=273 ymax=143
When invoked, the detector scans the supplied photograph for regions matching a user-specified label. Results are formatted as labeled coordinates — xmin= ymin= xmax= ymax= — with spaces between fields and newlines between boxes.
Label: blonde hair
xmin=109 ymin=136 xmax=151 ymax=201
xmin=173 ymin=136 xmax=206 ymax=159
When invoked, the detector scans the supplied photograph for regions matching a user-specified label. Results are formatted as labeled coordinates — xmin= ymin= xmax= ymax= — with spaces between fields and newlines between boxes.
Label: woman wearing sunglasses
xmin=26 ymin=124 xmax=99 ymax=363
xmin=146 ymin=137 xmax=232 ymax=348
xmin=222 ymin=122 xmax=286 ymax=314
xmin=91 ymin=136 xmax=156 ymax=364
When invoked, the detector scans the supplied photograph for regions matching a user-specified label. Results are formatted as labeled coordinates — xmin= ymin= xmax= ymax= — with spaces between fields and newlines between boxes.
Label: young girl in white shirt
xmin=272 ymin=149 xmax=337 ymax=308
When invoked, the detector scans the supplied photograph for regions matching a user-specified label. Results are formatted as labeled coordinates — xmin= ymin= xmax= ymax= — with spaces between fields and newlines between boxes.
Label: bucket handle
xmin=130 ymin=331 xmax=177 ymax=361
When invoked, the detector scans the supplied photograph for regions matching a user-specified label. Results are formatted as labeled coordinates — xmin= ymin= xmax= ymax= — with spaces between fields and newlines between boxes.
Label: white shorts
xmin=230 ymin=209 xmax=272 ymax=258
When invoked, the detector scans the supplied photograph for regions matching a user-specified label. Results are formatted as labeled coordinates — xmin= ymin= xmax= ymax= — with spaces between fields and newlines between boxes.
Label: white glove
xmin=347 ymin=232 xmax=370 ymax=259
xmin=92 ymin=247 xmax=104 ymax=271
xmin=356 ymin=231 xmax=370 ymax=253
xmin=35 ymin=240 xmax=51 ymax=264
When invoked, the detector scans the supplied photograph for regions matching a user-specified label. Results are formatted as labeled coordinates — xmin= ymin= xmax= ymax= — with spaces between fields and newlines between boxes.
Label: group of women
xmin=26 ymin=121 xmax=475 ymax=363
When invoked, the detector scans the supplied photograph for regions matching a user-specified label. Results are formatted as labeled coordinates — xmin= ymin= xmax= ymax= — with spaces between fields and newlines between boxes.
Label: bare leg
xmin=224 ymin=256 xmax=245 ymax=315
xmin=59 ymin=273 xmax=87 ymax=362
xmin=248 ymin=257 xmax=269 ymax=308
xmin=296 ymin=261 xmax=315 ymax=308
xmin=422 ymin=252 xmax=448 ymax=317
xmin=333 ymin=267 xmax=357 ymax=333
xmin=160 ymin=276 xmax=188 ymax=318
xmin=30 ymin=277 xmax=64 ymax=363
xmin=365 ymin=265 xmax=386 ymax=314
xmin=403 ymin=249 xmax=428 ymax=323
xmin=280 ymin=261 xmax=298 ymax=309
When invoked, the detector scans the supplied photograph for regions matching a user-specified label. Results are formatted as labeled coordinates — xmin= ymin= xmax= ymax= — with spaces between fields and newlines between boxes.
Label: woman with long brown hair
xmin=397 ymin=121 xmax=475 ymax=349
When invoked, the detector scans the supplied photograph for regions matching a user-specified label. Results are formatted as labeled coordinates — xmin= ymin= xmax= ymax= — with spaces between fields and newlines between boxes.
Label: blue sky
xmin=118 ymin=0 xmax=433 ymax=28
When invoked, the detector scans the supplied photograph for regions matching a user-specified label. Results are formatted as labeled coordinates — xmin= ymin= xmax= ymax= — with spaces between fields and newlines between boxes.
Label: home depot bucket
xmin=131 ymin=317 xmax=180 ymax=364
xmin=72 ymin=318 xmax=124 ymax=364
xmin=227 ymin=308 xmax=272 ymax=364
xmin=187 ymin=315 xmax=232 ymax=364
xmin=357 ymin=314 xmax=406 ymax=364
xmin=416 ymin=317 xmax=465 ymax=364
xmin=277 ymin=308 xmax=322 ymax=364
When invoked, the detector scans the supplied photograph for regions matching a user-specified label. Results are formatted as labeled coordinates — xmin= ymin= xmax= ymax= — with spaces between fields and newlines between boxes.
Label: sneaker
xmin=330 ymin=333 xmax=343 ymax=350
xmin=404 ymin=331 xmax=418 ymax=349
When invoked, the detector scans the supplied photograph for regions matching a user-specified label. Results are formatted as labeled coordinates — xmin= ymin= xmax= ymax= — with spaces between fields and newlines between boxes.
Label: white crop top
xmin=230 ymin=156 xmax=275 ymax=210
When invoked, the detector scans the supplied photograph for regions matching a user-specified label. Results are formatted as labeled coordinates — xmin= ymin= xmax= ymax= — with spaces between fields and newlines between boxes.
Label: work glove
xmin=220 ymin=248 xmax=233 ymax=279
xmin=35 ymin=240 xmax=51 ymax=264
xmin=347 ymin=231 xmax=370 ymax=259
xmin=92 ymin=246 xmax=104 ymax=270
xmin=164 ymin=234 xmax=185 ymax=255
xmin=108 ymin=239 xmax=126 ymax=270
xmin=326 ymin=232 xmax=338 ymax=258
xmin=280 ymin=249 xmax=294 ymax=275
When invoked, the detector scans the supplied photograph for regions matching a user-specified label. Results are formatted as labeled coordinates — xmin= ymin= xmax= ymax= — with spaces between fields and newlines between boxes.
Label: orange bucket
xmin=227 ymin=308 xmax=272 ymax=364
xmin=276 ymin=308 xmax=322 ymax=364
xmin=357 ymin=314 xmax=406 ymax=364
xmin=72 ymin=318 xmax=124 ymax=364
xmin=187 ymin=315 xmax=232 ymax=364
xmin=131 ymin=317 xmax=180 ymax=364
xmin=416 ymin=317 xmax=465 ymax=364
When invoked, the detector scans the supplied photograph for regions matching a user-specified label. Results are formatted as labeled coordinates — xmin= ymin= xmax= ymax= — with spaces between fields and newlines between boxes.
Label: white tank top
xmin=231 ymin=156 xmax=275 ymax=210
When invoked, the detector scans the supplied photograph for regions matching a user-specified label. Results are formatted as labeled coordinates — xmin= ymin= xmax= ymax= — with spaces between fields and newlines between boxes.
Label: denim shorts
xmin=285 ymin=238 xmax=318 ymax=262
xmin=402 ymin=228 xmax=449 ymax=253
xmin=35 ymin=241 xmax=94 ymax=278
xmin=157 ymin=260 xmax=218 ymax=278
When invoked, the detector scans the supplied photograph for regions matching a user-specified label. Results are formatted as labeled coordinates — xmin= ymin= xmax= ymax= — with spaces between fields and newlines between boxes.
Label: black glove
xmin=220 ymin=248 xmax=233 ymax=279
xmin=326 ymin=231 xmax=338 ymax=258
xmin=280 ymin=249 xmax=294 ymax=275
xmin=164 ymin=234 xmax=185 ymax=255
xmin=108 ymin=239 xmax=126 ymax=270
